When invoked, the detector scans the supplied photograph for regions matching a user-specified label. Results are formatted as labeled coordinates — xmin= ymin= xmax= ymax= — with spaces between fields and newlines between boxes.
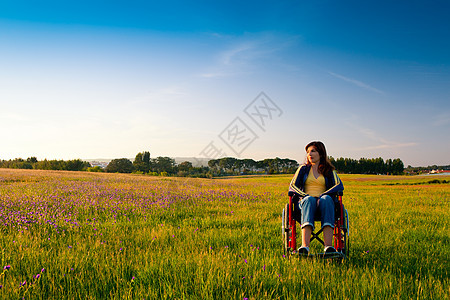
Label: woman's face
xmin=306 ymin=146 xmax=321 ymax=164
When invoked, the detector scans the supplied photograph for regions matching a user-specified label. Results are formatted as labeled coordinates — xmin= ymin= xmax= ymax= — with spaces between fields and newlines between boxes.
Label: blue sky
xmin=0 ymin=1 xmax=449 ymax=167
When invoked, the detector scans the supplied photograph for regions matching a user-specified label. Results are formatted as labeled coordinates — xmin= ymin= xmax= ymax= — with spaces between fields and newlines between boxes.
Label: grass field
xmin=0 ymin=168 xmax=448 ymax=299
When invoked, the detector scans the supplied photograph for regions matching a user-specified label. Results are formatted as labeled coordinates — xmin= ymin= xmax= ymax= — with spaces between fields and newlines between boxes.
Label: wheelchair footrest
xmin=299 ymin=252 xmax=345 ymax=259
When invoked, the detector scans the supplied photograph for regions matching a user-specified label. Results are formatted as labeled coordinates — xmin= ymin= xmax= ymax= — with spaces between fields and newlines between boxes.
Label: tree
xmin=65 ymin=159 xmax=90 ymax=171
xmin=256 ymin=160 xmax=269 ymax=173
xmin=262 ymin=158 xmax=280 ymax=174
xmin=152 ymin=157 xmax=175 ymax=174
xmin=268 ymin=158 xmax=277 ymax=174
xmin=106 ymin=158 xmax=134 ymax=173
xmin=392 ymin=158 xmax=404 ymax=175
xmin=87 ymin=166 xmax=103 ymax=172
xmin=207 ymin=159 xmax=221 ymax=175
xmin=280 ymin=158 xmax=299 ymax=173
xmin=241 ymin=159 xmax=256 ymax=174
xmin=178 ymin=161 xmax=193 ymax=172
xmin=177 ymin=161 xmax=193 ymax=177
xmin=386 ymin=159 xmax=393 ymax=175
xmin=27 ymin=157 xmax=38 ymax=164
xmin=219 ymin=157 xmax=237 ymax=173
xmin=133 ymin=151 xmax=151 ymax=173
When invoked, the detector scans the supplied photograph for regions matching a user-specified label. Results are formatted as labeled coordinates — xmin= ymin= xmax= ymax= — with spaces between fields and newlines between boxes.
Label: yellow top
xmin=304 ymin=168 xmax=326 ymax=197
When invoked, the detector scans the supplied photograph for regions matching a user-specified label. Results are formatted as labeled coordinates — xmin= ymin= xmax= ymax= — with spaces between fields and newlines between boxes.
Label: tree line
xmin=1 ymin=152 xmax=407 ymax=176
xmin=105 ymin=152 xmax=299 ymax=177
xmin=105 ymin=154 xmax=188 ymax=176
xmin=0 ymin=157 xmax=90 ymax=171
xmin=208 ymin=157 xmax=299 ymax=175
xmin=330 ymin=157 xmax=405 ymax=175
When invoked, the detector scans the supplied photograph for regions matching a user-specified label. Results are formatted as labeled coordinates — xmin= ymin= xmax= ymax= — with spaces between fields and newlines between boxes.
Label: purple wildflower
xmin=35 ymin=274 xmax=40 ymax=279
xmin=3 ymin=265 xmax=11 ymax=270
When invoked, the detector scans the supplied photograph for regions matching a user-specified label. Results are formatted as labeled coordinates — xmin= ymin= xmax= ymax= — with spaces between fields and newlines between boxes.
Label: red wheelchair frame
xmin=282 ymin=191 xmax=349 ymax=258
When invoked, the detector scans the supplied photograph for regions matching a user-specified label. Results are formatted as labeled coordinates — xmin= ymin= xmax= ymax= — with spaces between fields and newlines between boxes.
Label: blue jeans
xmin=297 ymin=195 xmax=335 ymax=230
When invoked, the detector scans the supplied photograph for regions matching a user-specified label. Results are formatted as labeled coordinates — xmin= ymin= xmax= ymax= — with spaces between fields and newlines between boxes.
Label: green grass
xmin=0 ymin=169 xmax=448 ymax=299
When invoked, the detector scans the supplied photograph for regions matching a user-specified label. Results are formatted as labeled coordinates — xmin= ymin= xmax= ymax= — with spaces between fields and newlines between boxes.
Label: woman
xmin=288 ymin=141 xmax=344 ymax=255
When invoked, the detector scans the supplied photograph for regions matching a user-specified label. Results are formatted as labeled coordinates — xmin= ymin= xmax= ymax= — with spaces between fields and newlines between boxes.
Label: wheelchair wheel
xmin=282 ymin=203 xmax=290 ymax=254
xmin=342 ymin=208 xmax=350 ymax=257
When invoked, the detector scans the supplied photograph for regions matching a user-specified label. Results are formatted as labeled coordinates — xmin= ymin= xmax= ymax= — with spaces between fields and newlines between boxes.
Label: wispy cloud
xmin=197 ymin=42 xmax=256 ymax=78
xmin=347 ymin=121 xmax=417 ymax=151
xmin=328 ymin=71 xmax=385 ymax=95
xmin=198 ymin=71 xmax=248 ymax=79
xmin=220 ymin=43 xmax=256 ymax=65
xmin=356 ymin=142 xmax=418 ymax=151
xmin=199 ymin=72 xmax=227 ymax=78
xmin=432 ymin=112 xmax=450 ymax=126
xmin=199 ymin=32 xmax=300 ymax=78
xmin=0 ymin=112 xmax=28 ymax=122
xmin=128 ymin=86 xmax=188 ymax=107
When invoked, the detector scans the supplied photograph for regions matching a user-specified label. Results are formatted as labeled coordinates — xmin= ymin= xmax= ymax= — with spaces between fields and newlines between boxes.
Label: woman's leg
xmin=299 ymin=196 xmax=317 ymax=247
xmin=323 ymin=226 xmax=333 ymax=247
xmin=318 ymin=195 xmax=335 ymax=247
xmin=302 ymin=226 xmax=312 ymax=247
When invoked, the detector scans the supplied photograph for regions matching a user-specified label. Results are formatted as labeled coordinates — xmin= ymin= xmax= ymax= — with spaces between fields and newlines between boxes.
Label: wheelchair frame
xmin=282 ymin=191 xmax=349 ymax=259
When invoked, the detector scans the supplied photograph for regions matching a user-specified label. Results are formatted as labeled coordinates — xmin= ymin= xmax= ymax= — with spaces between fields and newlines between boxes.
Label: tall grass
xmin=0 ymin=169 xmax=448 ymax=299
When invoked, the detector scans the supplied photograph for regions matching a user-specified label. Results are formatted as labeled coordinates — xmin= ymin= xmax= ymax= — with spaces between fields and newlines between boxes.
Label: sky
xmin=0 ymin=0 xmax=449 ymax=167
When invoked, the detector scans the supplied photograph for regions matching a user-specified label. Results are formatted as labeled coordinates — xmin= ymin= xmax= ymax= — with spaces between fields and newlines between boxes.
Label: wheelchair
xmin=281 ymin=191 xmax=349 ymax=259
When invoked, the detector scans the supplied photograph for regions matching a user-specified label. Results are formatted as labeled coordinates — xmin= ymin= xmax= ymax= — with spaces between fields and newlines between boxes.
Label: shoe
xmin=298 ymin=246 xmax=309 ymax=255
xmin=324 ymin=246 xmax=337 ymax=253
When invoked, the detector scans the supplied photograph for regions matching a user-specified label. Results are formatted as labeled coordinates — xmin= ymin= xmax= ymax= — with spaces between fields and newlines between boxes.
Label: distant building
xmin=89 ymin=161 xmax=109 ymax=169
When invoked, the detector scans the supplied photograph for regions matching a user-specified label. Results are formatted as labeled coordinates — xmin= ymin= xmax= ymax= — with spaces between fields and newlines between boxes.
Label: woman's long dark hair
xmin=305 ymin=141 xmax=335 ymax=176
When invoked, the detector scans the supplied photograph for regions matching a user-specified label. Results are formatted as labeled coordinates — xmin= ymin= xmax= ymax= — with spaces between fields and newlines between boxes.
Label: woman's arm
xmin=321 ymin=170 xmax=344 ymax=196
xmin=288 ymin=165 xmax=308 ymax=198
